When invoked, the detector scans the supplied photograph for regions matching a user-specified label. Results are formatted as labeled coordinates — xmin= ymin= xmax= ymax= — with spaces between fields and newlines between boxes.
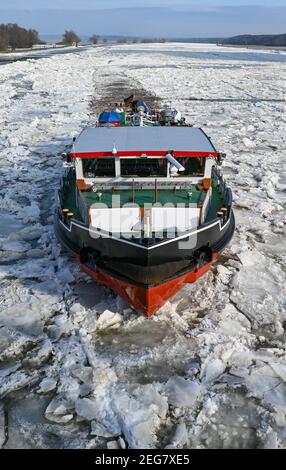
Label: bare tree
xmin=89 ymin=34 xmax=99 ymax=44
xmin=0 ymin=31 xmax=8 ymax=51
xmin=62 ymin=30 xmax=81 ymax=46
xmin=0 ymin=23 xmax=42 ymax=50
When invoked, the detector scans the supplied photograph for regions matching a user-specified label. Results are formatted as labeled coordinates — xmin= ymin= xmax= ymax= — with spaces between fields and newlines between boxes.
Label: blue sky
xmin=0 ymin=1 xmax=285 ymax=37
xmin=0 ymin=1 xmax=284 ymax=7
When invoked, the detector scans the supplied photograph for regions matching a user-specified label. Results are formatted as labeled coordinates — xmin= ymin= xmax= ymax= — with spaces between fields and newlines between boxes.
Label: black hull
xmin=54 ymin=209 xmax=235 ymax=287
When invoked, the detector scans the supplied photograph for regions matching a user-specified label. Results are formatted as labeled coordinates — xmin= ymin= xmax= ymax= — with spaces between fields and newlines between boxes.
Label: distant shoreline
xmin=218 ymin=44 xmax=286 ymax=52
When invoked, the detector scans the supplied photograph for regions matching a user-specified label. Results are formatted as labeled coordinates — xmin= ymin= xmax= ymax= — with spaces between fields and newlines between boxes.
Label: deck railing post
xmin=132 ymin=178 xmax=135 ymax=205
xmin=155 ymin=178 xmax=158 ymax=204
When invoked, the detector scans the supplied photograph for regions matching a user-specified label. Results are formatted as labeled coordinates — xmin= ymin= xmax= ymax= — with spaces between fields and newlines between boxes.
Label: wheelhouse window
xmin=120 ymin=158 xmax=167 ymax=177
xmin=176 ymin=157 xmax=205 ymax=176
xmin=82 ymin=158 xmax=115 ymax=178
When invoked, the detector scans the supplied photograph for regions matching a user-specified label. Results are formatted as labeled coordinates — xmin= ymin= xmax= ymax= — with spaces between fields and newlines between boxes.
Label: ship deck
xmin=62 ymin=180 xmax=225 ymax=225
xmin=81 ymin=185 xmax=205 ymax=208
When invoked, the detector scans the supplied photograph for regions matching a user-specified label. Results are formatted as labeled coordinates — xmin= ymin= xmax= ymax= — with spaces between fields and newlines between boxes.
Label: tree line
xmin=62 ymin=31 xmax=99 ymax=45
xmin=0 ymin=23 xmax=167 ymax=51
xmin=0 ymin=25 xmax=100 ymax=51
xmin=0 ymin=24 xmax=41 ymax=50
xmin=120 ymin=38 xmax=167 ymax=44
xmin=220 ymin=33 xmax=286 ymax=47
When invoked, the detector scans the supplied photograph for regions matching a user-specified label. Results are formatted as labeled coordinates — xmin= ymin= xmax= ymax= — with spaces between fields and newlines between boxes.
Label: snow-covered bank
xmin=0 ymin=43 xmax=285 ymax=449
xmin=0 ymin=45 xmax=91 ymax=64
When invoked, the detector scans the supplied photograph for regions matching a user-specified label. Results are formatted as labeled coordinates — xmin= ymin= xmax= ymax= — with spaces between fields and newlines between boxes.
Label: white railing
xmin=201 ymin=186 xmax=212 ymax=223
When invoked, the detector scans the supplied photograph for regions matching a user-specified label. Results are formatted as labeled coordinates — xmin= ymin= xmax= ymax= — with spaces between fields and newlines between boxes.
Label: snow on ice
xmin=0 ymin=43 xmax=285 ymax=449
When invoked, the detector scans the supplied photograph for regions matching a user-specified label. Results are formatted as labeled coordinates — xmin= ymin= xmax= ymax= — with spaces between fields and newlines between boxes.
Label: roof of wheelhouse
xmin=71 ymin=126 xmax=218 ymax=158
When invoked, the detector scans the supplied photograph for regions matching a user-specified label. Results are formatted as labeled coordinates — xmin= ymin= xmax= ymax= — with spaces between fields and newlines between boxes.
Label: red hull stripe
xmin=70 ymin=151 xmax=218 ymax=158
xmin=78 ymin=253 xmax=218 ymax=316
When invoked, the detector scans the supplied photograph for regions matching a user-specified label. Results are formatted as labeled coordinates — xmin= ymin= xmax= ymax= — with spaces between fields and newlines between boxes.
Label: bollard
xmin=62 ymin=208 xmax=69 ymax=223
xmin=67 ymin=212 xmax=74 ymax=225
xmin=221 ymin=207 xmax=228 ymax=223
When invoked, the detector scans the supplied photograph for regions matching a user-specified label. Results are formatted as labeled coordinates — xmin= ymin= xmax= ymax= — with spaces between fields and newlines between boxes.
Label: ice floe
xmin=0 ymin=42 xmax=285 ymax=449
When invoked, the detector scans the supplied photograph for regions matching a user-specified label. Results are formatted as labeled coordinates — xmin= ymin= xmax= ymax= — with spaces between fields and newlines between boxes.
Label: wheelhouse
xmin=71 ymin=126 xmax=218 ymax=185
xmin=69 ymin=126 xmax=223 ymax=235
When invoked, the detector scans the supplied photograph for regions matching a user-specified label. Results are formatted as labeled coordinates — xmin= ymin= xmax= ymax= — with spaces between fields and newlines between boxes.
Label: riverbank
xmin=218 ymin=43 xmax=286 ymax=53
xmin=0 ymin=45 xmax=72 ymax=54
xmin=0 ymin=44 xmax=96 ymax=65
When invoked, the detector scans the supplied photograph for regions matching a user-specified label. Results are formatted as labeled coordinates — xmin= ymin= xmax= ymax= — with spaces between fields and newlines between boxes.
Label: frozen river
xmin=0 ymin=43 xmax=285 ymax=449
xmin=114 ymin=46 xmax=286 ymax=63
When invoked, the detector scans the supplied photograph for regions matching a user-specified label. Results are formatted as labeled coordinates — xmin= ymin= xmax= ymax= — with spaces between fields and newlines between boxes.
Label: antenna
xmin=112 ymin=143 xmax=117 ymax=155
